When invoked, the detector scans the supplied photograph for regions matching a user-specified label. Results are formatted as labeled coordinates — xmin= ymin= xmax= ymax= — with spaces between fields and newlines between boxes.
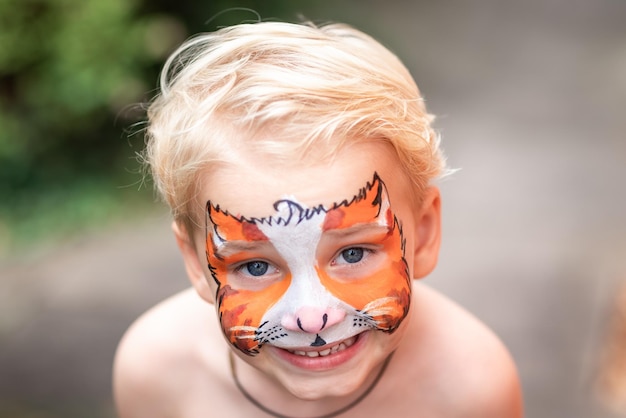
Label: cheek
xmin=208 ymin=252 xmax=291 ymax=354
xmin=318 ymin=228 xmax=411 ymax=332
xmin=318 ymin=260 xmax=411 ymax=311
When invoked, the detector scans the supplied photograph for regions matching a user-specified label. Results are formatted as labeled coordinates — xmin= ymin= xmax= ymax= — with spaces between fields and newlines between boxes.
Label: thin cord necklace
xmin=229 ymin=350 xmax=394 ymax=418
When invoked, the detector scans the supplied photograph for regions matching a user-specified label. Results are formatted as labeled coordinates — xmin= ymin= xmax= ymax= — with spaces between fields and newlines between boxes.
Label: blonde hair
xmin=144 ymin=21 xmax=446 ymax=232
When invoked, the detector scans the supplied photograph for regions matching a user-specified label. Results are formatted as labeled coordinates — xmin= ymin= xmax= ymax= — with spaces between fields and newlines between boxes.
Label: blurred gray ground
xmin=1 ymin=1 xmax=626 ymax=417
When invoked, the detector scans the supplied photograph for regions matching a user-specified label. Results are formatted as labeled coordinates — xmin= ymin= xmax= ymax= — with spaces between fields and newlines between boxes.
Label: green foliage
xmin=1 ymin=0 xmax=151 ymax=160
xmin=0 ymin=0 xmax=310 ymax=252
xmin=0 ymin=0 xmax=184 ymax=251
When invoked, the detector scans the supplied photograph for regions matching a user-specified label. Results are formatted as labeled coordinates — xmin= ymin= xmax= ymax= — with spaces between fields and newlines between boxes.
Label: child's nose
xmin=281 ymin=307 xmax=345 ymax=333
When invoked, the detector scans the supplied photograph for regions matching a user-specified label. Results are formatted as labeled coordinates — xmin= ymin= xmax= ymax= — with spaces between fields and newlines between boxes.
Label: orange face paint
xmin=205 ymin=173 xmax=410 ymax=356
xmin=206 ymin=206 xmax=291 ymax=354
xmin=318 ymin=177 xmax=410 ymax=333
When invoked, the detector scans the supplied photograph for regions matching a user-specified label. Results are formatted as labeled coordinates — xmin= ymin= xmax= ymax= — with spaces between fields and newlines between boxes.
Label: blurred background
xmin=1 ymin=0 xmax=625 ymax=417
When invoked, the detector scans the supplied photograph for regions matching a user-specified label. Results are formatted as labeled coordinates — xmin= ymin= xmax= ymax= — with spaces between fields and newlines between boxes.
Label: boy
xmin=113 ymin=21 xmax=523 ymax=417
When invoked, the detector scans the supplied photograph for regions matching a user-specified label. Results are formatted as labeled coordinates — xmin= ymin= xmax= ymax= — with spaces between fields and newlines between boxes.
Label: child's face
xmin=187 ymin=140 xmax=434 ymax=399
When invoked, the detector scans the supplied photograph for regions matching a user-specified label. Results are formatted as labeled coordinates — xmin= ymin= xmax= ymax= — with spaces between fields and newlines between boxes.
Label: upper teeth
xmin=289 ymin=335 xmax=357 ymax=358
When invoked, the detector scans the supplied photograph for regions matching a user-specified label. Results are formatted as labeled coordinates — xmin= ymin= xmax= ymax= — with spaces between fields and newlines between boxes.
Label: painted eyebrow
xmin=323 ymin=222 xmax=391 ymax=238
xmin=214 ymin=240 xmax=275 ymax=258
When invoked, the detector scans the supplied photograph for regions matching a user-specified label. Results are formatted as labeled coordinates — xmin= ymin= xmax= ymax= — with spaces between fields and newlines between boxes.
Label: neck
xmin=229 ymin=351 xmax=393 ymax=418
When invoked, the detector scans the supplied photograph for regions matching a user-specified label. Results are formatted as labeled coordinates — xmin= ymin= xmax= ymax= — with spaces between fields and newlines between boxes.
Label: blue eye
xmin=245 ymin=261 xmax=269 ymax=276
xmin=341 ymin=248 xmax=364 ymax=264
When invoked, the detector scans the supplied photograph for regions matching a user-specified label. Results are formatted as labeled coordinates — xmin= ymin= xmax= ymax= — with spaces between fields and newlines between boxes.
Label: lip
xmin=271 ymin=332 xmax=368 ymax=371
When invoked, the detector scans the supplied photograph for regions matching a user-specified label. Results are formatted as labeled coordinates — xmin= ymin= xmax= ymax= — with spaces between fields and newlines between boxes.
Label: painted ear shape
xmin=207 ymin=173 xmax=391 ymax=238
xmin=207 ymin=203 xmax=270 ymax=244
xmin=322 ymin=173 xmax=392 ymax=231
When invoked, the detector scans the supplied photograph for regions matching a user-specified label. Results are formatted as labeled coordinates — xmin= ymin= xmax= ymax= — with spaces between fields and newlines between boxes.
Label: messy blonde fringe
xmin=144 ymin=21 xmax=447 ymax=232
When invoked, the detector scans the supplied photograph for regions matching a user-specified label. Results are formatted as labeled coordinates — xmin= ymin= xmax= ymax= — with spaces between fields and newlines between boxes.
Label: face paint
xmin=206 ymin=173 xmax=410 ymax=356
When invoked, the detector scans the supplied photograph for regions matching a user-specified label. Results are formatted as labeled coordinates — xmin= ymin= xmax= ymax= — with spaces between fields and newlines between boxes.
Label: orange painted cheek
xmin=318 ymin=226 xmax=411 ymax=331
xmin=206 ymin=238 xmax=291 ymax=353
xmin=216 ymin=271 xmax=291 ymax=353
xmin=318 ymin=260 xmax=410 ymax=333
xmin=318 ymin=261 xmax=410 ymax=309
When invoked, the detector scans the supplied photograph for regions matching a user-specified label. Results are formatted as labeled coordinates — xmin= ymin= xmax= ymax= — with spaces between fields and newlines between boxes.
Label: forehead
xmin=197 ymin=141 xmax=412 ymax=219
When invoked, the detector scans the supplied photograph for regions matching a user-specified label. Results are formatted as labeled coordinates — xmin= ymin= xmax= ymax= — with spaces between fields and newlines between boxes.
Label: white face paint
xmin=206 ymin=174 xmax=411 ymax=356
xmin=255 ymin=199 xmax=355 ymax=348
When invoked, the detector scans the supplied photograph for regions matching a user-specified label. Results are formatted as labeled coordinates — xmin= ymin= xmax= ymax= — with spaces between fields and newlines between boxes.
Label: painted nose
xmin=281 ymin=307 xmax=346 ymax=333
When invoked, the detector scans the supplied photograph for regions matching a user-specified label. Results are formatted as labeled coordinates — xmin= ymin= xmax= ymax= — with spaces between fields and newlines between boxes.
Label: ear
xmin=172 ymin=221 xmax=215 ymax=304
xmin=412 ymin=186 xmax=442 ymax=279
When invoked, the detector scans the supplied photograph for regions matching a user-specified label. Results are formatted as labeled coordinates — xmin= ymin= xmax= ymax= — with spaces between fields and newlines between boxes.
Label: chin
xmin=270 ymin=340 xmax=388 ymax=401
xmin=283 ymin=373 xmax=368 ymax=401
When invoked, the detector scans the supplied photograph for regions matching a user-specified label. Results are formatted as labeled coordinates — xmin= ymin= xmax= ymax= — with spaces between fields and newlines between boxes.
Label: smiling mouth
xmin=287 ymin=335 xmax=358 ymax=358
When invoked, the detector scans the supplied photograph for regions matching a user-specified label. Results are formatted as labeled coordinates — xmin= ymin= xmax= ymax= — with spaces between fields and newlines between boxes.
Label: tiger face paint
xmin=205 ymin=173 xmax=410 ymax=356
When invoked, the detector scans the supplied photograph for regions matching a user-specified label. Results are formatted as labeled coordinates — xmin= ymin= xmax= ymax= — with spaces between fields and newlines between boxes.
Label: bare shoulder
xmin=113 ymin=288 xmax=227 ymax=418
xmin=402 ymin=282 xmax=523 ymax=417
